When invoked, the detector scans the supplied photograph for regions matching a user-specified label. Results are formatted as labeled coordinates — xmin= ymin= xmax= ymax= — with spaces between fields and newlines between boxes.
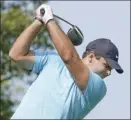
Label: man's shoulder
xmin=83 ymin=70 xmax=107 ymax=102
xmin=34 ymin=49 xmax=61 ymax=60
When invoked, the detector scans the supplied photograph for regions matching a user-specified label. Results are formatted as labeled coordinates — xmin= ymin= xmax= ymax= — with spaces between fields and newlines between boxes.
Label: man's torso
xmin=11 ymin=50 xmax=107 ymax=119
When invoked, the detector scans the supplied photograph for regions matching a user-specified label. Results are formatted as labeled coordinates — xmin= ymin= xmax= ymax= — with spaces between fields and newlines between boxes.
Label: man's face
xmin=89 ymin=54 xmax=112 ymax=79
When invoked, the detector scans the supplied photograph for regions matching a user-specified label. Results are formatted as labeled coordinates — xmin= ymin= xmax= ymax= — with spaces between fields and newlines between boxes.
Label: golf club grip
xmin=40 ymin=8 xmax=45 ymax=15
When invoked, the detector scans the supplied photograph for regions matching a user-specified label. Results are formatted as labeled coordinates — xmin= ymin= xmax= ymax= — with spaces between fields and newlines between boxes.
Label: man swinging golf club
xmin=9 ymin=4 xmax=124 ymax=119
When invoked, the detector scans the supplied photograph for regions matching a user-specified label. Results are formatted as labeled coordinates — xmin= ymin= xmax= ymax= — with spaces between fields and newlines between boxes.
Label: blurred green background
xmin=0 ymin=1 xmax=56 ymax=119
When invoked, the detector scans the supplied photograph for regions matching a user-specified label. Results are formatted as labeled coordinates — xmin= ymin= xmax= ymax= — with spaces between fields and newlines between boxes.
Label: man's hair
xmin=82 ymin=51 xmax=102 ymax=60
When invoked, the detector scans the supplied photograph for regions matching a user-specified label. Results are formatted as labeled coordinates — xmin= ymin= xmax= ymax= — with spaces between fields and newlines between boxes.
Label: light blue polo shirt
xmin=11 ymin=50 xmax=107 ymax=119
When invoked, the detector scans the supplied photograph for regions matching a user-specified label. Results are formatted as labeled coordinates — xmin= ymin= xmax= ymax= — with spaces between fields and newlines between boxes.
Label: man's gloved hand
xmin=35 ymin=4 xmax=54 ymax=25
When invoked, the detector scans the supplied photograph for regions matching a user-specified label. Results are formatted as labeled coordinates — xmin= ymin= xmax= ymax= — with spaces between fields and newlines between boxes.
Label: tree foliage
xmin=0 ymin=1 xmax=53 ymax=119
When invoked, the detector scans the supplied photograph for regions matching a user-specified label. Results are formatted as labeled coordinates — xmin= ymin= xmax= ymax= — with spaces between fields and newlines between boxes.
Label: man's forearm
xmin=47 ymin=20 xmax=79 ymax=62
xmin=9 ymin=20 xmax=43 ymax=59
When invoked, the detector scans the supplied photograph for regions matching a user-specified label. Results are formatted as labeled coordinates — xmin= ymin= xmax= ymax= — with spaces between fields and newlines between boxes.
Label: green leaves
xmin=1 ymin=6 xmax=31 ymax=44
xmin=1 ymin=1 xmax=54 ymax=119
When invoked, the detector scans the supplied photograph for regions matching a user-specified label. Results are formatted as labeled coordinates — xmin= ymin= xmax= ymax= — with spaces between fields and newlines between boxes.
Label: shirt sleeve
xmin=83 ymin=71 xmax=107 ymax=109
xmin=31 ymin=49 xmax=59 ymax=74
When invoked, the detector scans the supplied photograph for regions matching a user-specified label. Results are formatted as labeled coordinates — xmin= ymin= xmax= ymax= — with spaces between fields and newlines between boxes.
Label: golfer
xmin=9 ymin=4 xmax=123 ymax=119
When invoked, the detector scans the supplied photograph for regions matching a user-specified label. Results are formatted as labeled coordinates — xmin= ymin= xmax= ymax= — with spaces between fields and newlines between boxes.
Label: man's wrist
xmin=34 ymin=19 xmax=44 ymax=27
xmin=46 ymin=19 xmax=56 ymax=28
xmin=35 ymin=17 xmax=44 ymax=24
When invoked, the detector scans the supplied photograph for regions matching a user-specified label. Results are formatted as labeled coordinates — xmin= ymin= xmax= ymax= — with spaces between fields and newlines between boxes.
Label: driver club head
xmin=67 ymin=26 xmax=84 ymax=46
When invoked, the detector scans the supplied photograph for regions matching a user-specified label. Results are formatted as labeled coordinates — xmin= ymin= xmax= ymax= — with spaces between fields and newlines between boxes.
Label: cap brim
xmin=105 ymin=58 xmax=124 ymax=74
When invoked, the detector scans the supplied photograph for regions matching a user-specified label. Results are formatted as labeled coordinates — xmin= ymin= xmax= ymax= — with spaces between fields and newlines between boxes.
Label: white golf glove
xmin=35 ymin=4 xmax=54 ymax=25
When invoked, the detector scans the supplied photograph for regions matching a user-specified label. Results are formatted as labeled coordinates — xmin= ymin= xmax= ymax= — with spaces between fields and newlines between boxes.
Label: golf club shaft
xmin=40 ymin=8 xmax=74 ymax=27
xmin=53 ymin=14 xmax=74 ymax=27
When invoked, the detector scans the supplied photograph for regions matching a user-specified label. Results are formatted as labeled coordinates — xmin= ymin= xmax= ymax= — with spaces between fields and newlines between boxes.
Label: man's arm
xmin=9 ymin=20 xmax=43 ymax=70
xmin=47 ymin=20 xmax=90 ymax=91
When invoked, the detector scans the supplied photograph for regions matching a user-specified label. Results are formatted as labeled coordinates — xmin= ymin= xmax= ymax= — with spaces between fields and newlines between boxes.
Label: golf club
xmin=40 ymin=8 xmax=84 ymax=46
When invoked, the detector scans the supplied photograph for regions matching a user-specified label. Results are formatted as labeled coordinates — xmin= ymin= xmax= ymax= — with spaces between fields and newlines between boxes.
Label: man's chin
xmin=94 ymin=72 xmax=105 ymax=79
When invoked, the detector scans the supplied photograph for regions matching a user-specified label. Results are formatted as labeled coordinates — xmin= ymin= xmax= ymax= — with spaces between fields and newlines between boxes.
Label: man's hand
xmin=35 ymin=4 xmax=54 ymax=25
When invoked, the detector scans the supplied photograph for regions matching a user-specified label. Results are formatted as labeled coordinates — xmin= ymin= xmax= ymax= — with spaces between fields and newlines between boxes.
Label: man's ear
xmin=88 ymin=51 xmax=96 ymax=63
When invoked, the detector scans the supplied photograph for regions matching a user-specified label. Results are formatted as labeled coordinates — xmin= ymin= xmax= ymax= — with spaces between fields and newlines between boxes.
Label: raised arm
xmin=38 ymin=4 xmax=90 ymax=91
xmin=47 ymin=20 xmax=89 ymax=90
xmin=9 ymin=20 xmax=43 ymax=70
